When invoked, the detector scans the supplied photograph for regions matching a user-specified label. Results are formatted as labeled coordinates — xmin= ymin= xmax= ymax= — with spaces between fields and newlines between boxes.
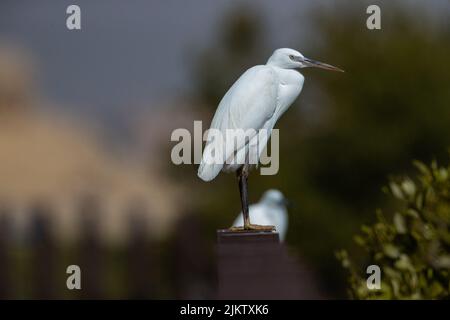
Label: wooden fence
xmin=0 ymin=202 xmax=214 ymax=299
xmin=0 ymin=201 xmax=324 ymax=299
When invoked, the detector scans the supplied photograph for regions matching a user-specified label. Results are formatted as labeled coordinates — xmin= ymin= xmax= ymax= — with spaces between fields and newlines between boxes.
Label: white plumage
xmin=232 ymin=189 xmax=289 ymax=241
xmin=198 ymin=48 xmax=306 ymax=181
xmin=197 ymin=48 xmax=342 ymax=231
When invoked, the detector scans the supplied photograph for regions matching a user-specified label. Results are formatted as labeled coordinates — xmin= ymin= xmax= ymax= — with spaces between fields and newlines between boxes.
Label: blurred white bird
xmin=232 ymin=190 xmax=289 ymax=241
xmin=198 ymin=48 xmax=343 ymax=231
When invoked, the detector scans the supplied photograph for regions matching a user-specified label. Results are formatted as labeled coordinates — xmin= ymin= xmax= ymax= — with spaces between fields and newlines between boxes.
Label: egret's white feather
xmin=198 ymin=49 xmax=306 ymax=182
xmin=198 ymin=66 xmax=279 ymax=181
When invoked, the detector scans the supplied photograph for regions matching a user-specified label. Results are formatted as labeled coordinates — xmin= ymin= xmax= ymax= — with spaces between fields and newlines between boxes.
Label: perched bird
xmin=198 ymin=48 xmax=343 ymax=231
xmin=232 ymin=189 xmax=289 ymax=241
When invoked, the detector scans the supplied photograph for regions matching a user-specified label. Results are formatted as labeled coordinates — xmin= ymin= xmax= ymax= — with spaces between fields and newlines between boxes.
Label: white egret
xmin=198 ymin=48 xmax=343 ymax=231
xmin=232 ymin=189 xmax=289 ymax=241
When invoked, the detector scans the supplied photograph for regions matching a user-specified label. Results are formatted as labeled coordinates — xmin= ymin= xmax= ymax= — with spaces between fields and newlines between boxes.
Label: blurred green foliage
xmin=337 ymin=156 xmax=450 ymax=299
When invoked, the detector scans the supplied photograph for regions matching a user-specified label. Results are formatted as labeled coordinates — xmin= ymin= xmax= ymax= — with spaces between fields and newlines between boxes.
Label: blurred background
xmin=0 ymin=0 xmax=449 ymax=298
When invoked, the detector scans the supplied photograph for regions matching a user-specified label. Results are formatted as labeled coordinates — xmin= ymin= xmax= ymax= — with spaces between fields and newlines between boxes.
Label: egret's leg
xmin=229 ymin=165 xmax=275 ymax=232
xmin=240 ymin=164 xmax=250 ymax=229
xmin=228 ymin=165 xmax=250 ymax=231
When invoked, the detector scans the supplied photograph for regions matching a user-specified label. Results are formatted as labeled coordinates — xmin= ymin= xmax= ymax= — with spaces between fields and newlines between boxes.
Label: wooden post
xmin=29 ymin=203 xmax=56 ymax=299
xmin=170 ymin=213 xmax=211 ymax=299
xmin=0 ymin=209 xmax=12 ymax=299
xmin=217 ymin=229 xmax=280 ymax=244
xmin=216 ymin=229 xmax=323 ymax=299
xmin=77 ymin=196 xmax=104 ymax=299
xmin=126 ymin=204 xmax=156 ymax=299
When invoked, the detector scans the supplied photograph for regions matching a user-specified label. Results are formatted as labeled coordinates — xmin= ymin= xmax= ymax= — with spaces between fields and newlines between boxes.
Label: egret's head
xmin=260 ymin=189 xmax=289 ymax=207
xmin=267 ymin=48 xmax=344 ymax=72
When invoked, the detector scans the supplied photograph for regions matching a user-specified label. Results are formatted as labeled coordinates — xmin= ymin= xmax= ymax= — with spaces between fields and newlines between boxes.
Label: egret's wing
xmin=198 ymin=66 xmax=279 ymax=181
xmin=213 ymin=66 xmax=278 ymax=132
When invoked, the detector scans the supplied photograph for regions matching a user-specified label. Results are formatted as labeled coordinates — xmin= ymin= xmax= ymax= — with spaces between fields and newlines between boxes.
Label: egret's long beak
xmin=303 ymin=57 xmax=344 ymax=72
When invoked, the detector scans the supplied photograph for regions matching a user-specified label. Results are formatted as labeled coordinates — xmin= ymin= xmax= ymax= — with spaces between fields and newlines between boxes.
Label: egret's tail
xmin=197 ymin=162 xmax=222 ymax=182
xmin=197 ymin=161 xmax=223 ymax=182
xmin=197 ymin=144 xmax=223 ymax=182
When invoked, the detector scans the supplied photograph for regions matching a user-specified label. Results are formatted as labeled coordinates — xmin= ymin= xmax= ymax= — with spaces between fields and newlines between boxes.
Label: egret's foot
xmin=229 ymin=224 xmax=275 ymax=232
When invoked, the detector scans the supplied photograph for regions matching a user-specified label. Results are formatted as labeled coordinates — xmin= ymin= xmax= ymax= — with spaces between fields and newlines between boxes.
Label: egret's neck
xmin=266 ymin=64 xmax=304 ymax=121
xmin=268 ymin=65 xmax=304 ymax=86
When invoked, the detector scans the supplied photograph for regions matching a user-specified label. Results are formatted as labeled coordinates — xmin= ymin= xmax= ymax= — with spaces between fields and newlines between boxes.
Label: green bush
xmin=337 ymin=156 xmax=450 ymax=299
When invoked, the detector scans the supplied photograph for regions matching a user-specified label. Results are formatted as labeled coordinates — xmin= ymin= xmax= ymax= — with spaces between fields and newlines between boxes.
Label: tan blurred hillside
xmin=0 ymin=45 xmax=180 ymax=242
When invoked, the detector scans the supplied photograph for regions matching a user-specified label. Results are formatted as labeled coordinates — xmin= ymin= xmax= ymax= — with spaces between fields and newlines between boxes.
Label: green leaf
xmin=395 ymin=254 xmax=414 ymax=271
xmin=401 ymin=179 xmax=416 ymax=198
xmin=390 ymin=182 xmax=404 ymax=200
xmin=354 ymin=235 xmax=366 ymax=246
xmin=394 ymin=213 xmax=407 ymax=234
xmin=413 ymin=160 xmax=430 ymax=176
xmin=384 ymin=244 xmax=400 ymax=259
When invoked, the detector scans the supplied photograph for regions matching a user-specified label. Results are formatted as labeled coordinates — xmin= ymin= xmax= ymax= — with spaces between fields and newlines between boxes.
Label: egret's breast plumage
xmin=272 ymin=67 xmax=304 ymax=122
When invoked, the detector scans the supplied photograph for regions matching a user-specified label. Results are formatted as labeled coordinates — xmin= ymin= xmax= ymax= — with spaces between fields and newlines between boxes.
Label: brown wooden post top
xmin=216 ymin=229 xmax=279 ymax=244
xmin=216 ymin=227 xmax=324 ymax=299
